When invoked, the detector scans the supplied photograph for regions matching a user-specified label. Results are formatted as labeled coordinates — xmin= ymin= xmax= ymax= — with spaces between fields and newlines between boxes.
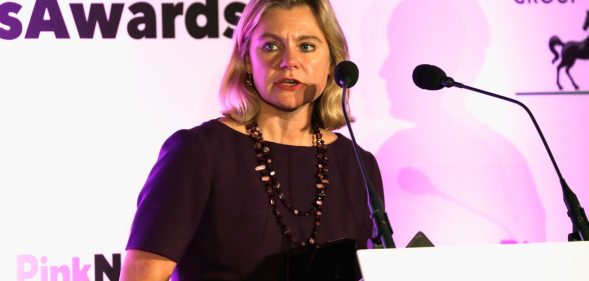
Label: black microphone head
xmin=412 ymin=64 xmax=447 ymax=90
xmin=334 ymin=61 xmax=359 ymax=88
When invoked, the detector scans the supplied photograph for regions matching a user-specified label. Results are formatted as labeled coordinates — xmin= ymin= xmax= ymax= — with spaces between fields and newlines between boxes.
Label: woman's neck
xmin=255 ymin=104 xmax=315 ymax=146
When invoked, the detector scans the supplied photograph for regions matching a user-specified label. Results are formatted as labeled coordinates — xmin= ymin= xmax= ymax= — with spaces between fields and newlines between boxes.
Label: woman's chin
xmin=264 ymin=101 xmax=311 ymax=113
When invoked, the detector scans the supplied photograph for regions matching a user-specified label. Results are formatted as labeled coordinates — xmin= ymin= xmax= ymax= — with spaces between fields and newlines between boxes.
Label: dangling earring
xmin=245 ymin=73 xmax=254 ymax=87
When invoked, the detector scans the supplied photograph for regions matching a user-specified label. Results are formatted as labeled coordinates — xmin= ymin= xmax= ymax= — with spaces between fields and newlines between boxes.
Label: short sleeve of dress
xmin=126 ymin=129 xmax=212 ymax=262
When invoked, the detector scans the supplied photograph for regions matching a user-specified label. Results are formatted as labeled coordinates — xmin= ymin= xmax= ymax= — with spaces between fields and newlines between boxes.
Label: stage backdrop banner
xmin=1 ymin=0 xmax=587 ymax=280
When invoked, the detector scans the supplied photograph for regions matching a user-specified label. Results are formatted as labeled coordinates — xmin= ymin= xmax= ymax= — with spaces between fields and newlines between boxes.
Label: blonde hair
xmin=218 ymin=0 xmax=351 ymax=130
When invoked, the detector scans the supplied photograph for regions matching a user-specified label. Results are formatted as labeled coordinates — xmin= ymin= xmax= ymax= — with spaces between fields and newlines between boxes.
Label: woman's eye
xmin=300 ymin=43 xmax=315 ymax=52
xmin=262 ymin=42 xmax=279 ymax=52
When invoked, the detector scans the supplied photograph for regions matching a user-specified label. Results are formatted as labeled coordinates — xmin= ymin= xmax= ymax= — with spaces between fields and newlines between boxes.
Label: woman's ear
xmin=244 ymin=55 xmax=252 ymax=73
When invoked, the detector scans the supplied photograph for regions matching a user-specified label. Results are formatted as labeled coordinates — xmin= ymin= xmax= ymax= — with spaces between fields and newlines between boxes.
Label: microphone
xmin=334 ymin=60 xmax=396 ymax=248
xmin=412 ymin=64 xmax=458 ymax=90
xmin=412 ymin=64 xmax=589 ymax=241
xmin=334 ymin=60 xmax=359 ymax=88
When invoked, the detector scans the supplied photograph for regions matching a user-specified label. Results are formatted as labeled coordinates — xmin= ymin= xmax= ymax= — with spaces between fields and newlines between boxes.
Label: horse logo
xmin=549 ymin=10 xmax=589 ymax=90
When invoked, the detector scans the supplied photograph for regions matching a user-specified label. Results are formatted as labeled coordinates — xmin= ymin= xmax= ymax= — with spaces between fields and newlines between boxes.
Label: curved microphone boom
xmin=335 ymin=60 xmax=396 ymax=248
xmin=412 ymin=64 xmax=589 ymax=242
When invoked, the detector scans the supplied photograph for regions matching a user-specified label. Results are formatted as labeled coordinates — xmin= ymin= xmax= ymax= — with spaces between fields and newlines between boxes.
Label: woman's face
xmin=246 ymin=5 xmax=331 ymax=113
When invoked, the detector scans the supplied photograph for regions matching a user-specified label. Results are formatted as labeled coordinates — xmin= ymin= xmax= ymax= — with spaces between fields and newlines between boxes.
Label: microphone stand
xmin=445 ymin=79 xmax=589 ymax=241
xmin=340 ymin=86 xmax=396 ymax=248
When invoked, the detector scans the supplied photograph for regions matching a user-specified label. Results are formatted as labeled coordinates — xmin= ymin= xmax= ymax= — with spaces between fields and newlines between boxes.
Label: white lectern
xmin=357 ymin=241 xmax=589 ymax=281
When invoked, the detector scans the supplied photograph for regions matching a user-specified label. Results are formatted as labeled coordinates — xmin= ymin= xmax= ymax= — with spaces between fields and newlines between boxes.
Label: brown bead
xmin=315 ymin=183 xmax=325 ymax=189
xmin=255 ymin=164 xmax=266 ymax=171
xmin=261 ymin=175 xmax=270 ymax=182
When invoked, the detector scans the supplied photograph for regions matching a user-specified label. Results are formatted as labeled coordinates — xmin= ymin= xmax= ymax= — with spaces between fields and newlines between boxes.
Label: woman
xmin=120 ymin=0 xmax=384 ymax=280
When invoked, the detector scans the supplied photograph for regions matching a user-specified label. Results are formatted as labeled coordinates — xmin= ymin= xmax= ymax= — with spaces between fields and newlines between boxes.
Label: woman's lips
xmin=274 ymin=78 xmax=304 ymax=91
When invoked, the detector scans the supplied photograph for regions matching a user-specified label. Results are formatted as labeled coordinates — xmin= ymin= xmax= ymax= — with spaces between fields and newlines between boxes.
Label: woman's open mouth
xmin=274 ymin=78 xmax=304 ymax=91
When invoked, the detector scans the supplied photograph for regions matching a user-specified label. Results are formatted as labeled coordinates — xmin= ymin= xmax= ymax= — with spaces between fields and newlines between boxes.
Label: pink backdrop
xmin=1 ymin=0 xmax=588 ymax=279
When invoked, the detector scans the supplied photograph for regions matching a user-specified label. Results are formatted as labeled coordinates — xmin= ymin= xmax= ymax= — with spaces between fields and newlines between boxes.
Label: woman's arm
xmin=120 ymin=250 xmax=177 ymax=281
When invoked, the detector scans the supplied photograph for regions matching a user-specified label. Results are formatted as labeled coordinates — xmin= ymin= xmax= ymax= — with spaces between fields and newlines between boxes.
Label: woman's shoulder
xmin=215 ymin=117 xmax=248 ymax=134
xmin=330 ymin=133 xmax=377 ymax=160
xmin=178 ymin=117 xmax=245 ymax=137
xmin=162 ymin=118 xmax=246 ymax=149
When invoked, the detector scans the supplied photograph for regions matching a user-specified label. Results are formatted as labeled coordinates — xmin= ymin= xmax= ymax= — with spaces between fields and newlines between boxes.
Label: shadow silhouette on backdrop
xmin=376 ymin=0 xmax=546 ymax=247
xmin=549 ymin=10 xmax=589 ymax=90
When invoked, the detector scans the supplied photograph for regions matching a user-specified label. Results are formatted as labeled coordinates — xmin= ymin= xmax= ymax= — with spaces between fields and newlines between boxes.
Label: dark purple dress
xmin=126 ymin=119 xmax=384 ymax=280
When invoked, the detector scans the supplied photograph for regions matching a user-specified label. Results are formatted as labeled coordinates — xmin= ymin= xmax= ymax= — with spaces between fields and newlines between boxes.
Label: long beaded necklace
xmin=247 ymin=122 xmax=329 ymax=247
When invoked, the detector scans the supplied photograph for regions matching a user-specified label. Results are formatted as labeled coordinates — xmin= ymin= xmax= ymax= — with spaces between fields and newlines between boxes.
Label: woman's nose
xmin=279 ymin=48 xmax=300 ymax=70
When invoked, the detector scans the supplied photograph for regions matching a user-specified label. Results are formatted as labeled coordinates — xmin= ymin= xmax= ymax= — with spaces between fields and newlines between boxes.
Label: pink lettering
xmin=50 ymin=265 xmax=70 ymax=281
xmin=72 ymin=258 xmax=91 ymax=281
xmin=16 ymin=255 xmax=91 ymax=281
xmin=17 ymin=255 xmax=38 ymax=281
